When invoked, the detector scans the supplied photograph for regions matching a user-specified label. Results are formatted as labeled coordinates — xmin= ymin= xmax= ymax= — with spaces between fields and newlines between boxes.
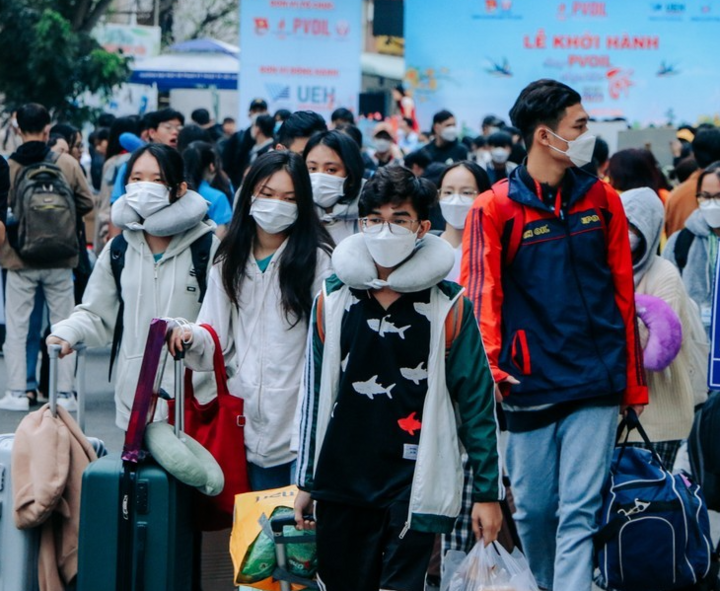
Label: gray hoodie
xmin=620 ymin=187 xmax=664 ymax=285
xmin=663 ymin=208 xmax=715 ymax=328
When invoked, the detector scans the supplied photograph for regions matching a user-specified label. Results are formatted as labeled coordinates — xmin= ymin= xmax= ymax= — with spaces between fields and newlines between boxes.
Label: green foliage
xmin=0 ymin=2 xmax=130 ymax=124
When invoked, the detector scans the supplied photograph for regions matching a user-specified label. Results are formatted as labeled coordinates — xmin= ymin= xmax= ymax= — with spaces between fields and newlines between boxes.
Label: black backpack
xmin=12 ymin=151 xmax=78 ymax=263
xmin=107 ymin=232 xmax=213 ymax=378
xmin=675 ymin=228 xmax=696 ymax=275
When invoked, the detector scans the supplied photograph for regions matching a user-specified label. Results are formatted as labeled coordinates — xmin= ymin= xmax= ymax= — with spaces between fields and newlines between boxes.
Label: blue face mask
xmin=274 ymin=121 xmax=283 ymax=134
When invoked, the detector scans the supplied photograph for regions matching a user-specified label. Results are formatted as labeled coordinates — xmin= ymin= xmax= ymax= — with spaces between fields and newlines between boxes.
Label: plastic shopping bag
xmin=446 ymin=541 xmax=540 ymax=591
xmin=230 ymin=485 xmax=316 ymax=590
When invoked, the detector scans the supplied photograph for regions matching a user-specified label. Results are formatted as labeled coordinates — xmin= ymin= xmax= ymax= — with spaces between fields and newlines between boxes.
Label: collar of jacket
xmin=508 ymin=165 xmax=598 ymax=214
xmin=331 ymin=232 xmax=455 ymax=293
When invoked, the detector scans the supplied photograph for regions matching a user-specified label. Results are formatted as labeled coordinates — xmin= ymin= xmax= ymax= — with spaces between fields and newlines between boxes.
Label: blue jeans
xmin=247 ymin=460 xmax=297 ymax=492
xmin=505 ymin=403 xmax=618 ymax=591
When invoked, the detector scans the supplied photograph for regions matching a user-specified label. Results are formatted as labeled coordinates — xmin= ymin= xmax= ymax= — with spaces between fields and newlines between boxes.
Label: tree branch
xmin=189 ymin=2 xmax=236 ymax=39
xmin=80 ymin=0 xmax=116 ymax=32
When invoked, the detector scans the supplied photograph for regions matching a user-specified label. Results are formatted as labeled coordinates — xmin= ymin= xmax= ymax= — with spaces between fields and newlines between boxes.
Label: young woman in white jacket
xmin=47 ymin=144 xmax=220 ymax=430
xmin=169 ymin=150 xmax=334 ymax=491
xmin=305 ymin=129 xmax=365 ymax=245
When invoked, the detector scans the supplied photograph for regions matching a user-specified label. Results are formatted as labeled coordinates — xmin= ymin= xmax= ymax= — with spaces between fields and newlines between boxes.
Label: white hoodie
xmin=51 ymin=216 xmax=220 ymax=430
xmin=184 ymin=239 xmax=333 ymax=468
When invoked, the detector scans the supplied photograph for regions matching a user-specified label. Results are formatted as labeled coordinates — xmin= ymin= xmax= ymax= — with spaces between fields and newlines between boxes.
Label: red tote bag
xmin=169 ymin=323 xmax=250 ymax=530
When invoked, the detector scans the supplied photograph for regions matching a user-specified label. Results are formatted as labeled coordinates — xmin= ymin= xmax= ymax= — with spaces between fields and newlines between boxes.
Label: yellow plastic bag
xmin=230 ymin=485 xmax=315 ymax=590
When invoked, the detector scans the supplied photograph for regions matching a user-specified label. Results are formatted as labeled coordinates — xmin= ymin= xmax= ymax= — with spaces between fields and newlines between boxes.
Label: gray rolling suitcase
xmin=0 ymin=344 xmax=93 ymax=591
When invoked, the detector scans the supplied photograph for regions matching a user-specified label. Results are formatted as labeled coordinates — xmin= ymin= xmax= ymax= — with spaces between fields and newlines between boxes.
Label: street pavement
xmin=0 ymin=346 xmax=125 ymax=451
xmin=0 ymin=347 xmax=718 ymax=590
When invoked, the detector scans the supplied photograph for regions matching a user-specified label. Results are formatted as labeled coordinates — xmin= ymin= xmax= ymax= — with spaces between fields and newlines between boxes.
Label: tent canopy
xmin=129 ymin=37 xmax=404 ymax=91
xmin=130 ymin=37 xmax=239 ymax=90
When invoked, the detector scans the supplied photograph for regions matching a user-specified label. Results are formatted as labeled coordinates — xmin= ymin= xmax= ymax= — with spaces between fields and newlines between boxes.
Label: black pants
xmin=315 ymin=499 xmax=435 ymax=591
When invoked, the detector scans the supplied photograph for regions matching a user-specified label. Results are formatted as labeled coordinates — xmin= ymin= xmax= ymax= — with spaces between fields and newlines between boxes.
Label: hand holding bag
xmin=169 ymin=323 xmax=250 ymax=530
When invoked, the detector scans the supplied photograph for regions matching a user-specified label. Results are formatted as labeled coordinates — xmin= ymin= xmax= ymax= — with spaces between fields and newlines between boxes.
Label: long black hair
xmin=123 ymin=144 xmax=185 ymax=203
xmin=303 ymin=129 xmax=364 ymax=204
xmin=216 ymin=150 xmax=334 ymax=323
xmin=183 ymin=141 xmax=234 ymax=204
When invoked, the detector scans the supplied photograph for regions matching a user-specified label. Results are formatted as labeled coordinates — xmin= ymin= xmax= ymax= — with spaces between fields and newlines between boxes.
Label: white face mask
xmin=490 ymin=147 xmax=510 ymax=164
xmin=476 ymin=150 xmax=492 ymax=165
xmin=124 ymin=182 xmax=171 ymax=219
xmin=440 ymin=126 xmax=459 ymax=143
xmin=363 ymin=223 xmax=418 ymax=268
xmin=440 ymin=194 xmax=475 ymax=230
xmin=310 ymin=172 xmax=346 ymax=208
xmin=628 ymin=231 xmax=641 ymax=252
xmin=374 ymin=139 xmax=392 ymax=153
xmin=250 ymin=196 xmax=298 ymax=234
xmin=545 ymin=129 xmax=596 ymax=168
xmin=699 ymin=200 xmax=720 ymax=228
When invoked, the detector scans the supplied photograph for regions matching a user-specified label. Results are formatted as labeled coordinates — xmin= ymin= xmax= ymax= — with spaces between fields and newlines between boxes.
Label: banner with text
xmin=239 ymin=0 xmax=362 ymax=123
xmin=405 ymin=1 xmax=720 ymax=133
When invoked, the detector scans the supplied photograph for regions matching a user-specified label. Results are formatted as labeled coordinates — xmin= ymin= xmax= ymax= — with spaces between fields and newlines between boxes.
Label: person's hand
xmin=46 ymin=335 xmax=73 ymax=358
xmin=167 ymin=325 xmax=192 ymax=357
xmin=494 ymin=375 xmax=520 ymax=402
xmin=621 ymin=404 xmax=645 ymax=418
xmin=471 ymin=501 xmax=503 ymax=546
xmin=0 ymin=221 xmax=6 ymax=245
xmin=294 ymin=490 xmax=316 ymax=531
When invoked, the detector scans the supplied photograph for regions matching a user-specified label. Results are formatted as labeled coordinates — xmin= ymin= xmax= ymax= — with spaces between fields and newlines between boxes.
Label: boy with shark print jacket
xmin=294 ymin=166 xmax=503 ymax=591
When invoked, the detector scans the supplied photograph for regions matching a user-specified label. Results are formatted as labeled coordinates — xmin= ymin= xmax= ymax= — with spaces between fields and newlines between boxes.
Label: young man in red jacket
xmin=460 ymin=79 xmax=648 ymax=591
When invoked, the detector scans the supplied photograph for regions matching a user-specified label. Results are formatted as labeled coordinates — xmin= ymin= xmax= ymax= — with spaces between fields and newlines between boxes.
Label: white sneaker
xmin=0 ymin=390 xmax=30 ymax=411
xmin=56 ymin=392 xmax=78 ymax=412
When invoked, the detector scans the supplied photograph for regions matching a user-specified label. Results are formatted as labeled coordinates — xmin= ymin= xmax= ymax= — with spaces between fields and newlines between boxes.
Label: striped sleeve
xmin=295 ymin=297 xmax=325 ymax=491
xmin=446 ymin=297 xmax=505 ymax=502
xmin=603 ymin=186 xmax=649 ymax=405
xmin=460 ymin=193 xmax=510 ymax=386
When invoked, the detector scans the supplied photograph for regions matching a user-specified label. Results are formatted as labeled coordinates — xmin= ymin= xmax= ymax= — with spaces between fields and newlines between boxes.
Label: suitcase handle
xmin=172 ymin=349 xmax=185 ymax=437
xmin=48 ymin=343 xmax=87 ymax=431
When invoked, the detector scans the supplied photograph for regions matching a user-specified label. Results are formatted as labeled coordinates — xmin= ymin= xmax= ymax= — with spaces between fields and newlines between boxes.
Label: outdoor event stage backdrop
xmin=239 ymin=0 xmax=362 ymax=121
xmin=405 ymin=1 xmax=720 ymax=132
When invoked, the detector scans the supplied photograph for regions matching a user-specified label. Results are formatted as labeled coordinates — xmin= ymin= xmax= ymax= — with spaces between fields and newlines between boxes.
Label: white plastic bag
xmin=446 ymin=542 xmax=540 ymax=591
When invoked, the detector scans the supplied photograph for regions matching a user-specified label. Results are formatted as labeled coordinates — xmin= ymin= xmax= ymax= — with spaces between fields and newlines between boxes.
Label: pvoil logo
xmin=265 ymin=84 xmax=290 ymax=101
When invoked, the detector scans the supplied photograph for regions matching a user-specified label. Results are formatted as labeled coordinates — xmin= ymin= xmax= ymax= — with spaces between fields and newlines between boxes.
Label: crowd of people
xmin=0 ymin=77 xmax=718 ymax=591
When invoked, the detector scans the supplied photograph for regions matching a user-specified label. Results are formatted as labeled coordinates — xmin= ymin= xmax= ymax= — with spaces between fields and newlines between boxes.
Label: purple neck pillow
xmin=635 ymin=293 xmax=683 ymax=372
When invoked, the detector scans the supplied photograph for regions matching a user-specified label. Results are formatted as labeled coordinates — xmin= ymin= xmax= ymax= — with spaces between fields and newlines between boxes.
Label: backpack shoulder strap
xmin=190 ymin=232 xmax=213 ymax=303
xmin=109 ymin=234 xmax=129 ymax=380
xmin=316 ymin=291 xmax=326 ymax=343
xmin=444 ymin=296 xmax=465 ymax=355
xmin=674 ymin=228 xmax=695 ymax=274
xmin=45 ymin=150 xmax=61 ymax=165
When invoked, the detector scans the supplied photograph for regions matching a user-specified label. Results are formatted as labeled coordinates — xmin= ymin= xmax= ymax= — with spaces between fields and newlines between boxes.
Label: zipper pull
xmin=399 ymin=521 xmax=410 ymax=539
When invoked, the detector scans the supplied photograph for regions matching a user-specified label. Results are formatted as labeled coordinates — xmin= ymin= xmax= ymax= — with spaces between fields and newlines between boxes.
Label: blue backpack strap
xmin=109 ymin=234 xmax=128 ymax=381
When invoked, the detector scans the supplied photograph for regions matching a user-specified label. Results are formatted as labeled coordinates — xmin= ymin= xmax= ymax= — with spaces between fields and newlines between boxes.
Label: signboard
xmin=405 ymin=1 xmax=720 ymax=132
xmin=239 ymin=0 xmax=363 ymax=120
xmin=93 ymin=23 xmax=161 ymax=61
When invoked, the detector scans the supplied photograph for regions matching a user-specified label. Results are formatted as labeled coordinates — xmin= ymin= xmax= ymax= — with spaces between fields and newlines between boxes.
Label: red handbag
xmin=168 ymin=323 xmax=250 ymax=530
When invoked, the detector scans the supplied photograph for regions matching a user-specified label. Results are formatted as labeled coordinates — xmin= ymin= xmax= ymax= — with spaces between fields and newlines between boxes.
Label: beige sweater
xmin=630 ymin=256 xmax=708 ymax=443
xmin=12 ymin=404 xmax=97 ymax=591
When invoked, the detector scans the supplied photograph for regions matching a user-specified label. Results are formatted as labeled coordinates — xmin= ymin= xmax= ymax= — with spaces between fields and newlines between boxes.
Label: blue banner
xmin=239 ymin=0 xmax=362 ymax=121
xmin=405 ymin=1 xmax=720 ymax=132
